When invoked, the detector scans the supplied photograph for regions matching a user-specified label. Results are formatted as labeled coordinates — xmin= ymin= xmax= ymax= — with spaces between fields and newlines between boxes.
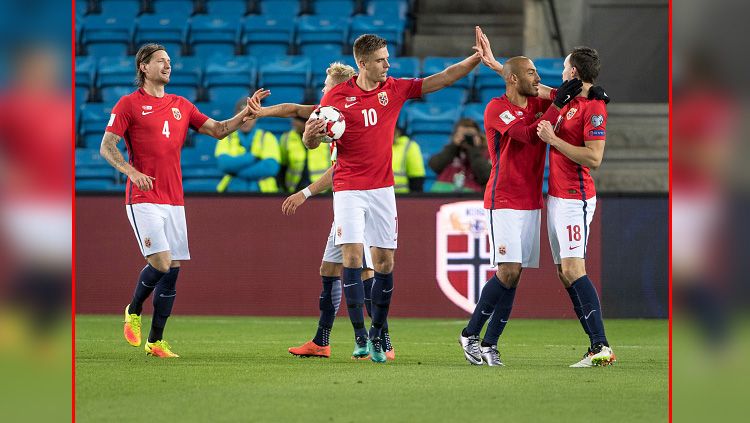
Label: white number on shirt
xmin=162 ymin=120 xmax=170 ymax=138
xmin=361 ymin=108 xmax=378 ymax=127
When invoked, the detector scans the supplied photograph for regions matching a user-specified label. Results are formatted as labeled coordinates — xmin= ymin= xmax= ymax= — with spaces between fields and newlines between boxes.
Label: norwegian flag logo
xmin=436 ymin=201 xmax=495 ymax=313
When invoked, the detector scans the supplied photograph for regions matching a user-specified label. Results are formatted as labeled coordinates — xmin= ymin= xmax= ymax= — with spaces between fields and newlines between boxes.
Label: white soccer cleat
xmin=570 ymin=344 xmax=616 ymax=368
xmin=459 ymin=333 xmax=483 ymax=365
xmin=480 ymin=345 xmax=504 ymax=367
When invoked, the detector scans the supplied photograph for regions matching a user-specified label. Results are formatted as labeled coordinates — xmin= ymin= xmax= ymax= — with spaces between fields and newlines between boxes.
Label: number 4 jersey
xmin=321 ymin=76 xmax=422 ymax=192
xmin=106 ymin=88 xmax=209 ymax=205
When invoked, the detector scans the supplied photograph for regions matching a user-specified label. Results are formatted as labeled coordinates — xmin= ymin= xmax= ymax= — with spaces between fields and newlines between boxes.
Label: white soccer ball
xmin=310 ymin=105 xmax=346 ymax=143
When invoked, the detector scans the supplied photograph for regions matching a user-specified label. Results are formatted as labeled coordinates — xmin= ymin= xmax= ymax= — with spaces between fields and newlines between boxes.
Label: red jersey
xmin=106 ymin=88 xmax=209 ymax=205
xmin=483 ymin=94 xmax=551 ymax=210
xmin=321 ymin=76 xmax=423 ymax=191
xmin=548 ymin=97 xmax=607 ymax=200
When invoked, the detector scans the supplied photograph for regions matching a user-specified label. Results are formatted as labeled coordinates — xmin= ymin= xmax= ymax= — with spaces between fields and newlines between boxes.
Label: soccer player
xmin=307 ymin=32 xmax=485 ymax=363
xmin=536 ymin=47 xmax=616 ymax=367
xmin=252 ymin=63 xmax=397 ymax=360
xmin=458 ymin=28 xmax=610 ymax=367
xmin=100 ymin=43 xmax=267 ymax=358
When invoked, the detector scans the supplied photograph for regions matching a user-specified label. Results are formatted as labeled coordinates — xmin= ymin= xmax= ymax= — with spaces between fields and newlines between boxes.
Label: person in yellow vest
xmin=278 ymin=116 xmax=332 ymax=193
xmin=392 ymin=126 xmax=425 ymax=193
xmin=215 ymin=98 xmax=281 ymax=192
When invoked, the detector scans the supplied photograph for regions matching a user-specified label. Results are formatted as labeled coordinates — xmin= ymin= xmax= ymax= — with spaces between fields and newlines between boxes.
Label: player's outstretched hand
xmin=536 ymin=120 xmax=556 ymax=145
xmin=473 ymin=26 xmax=502 ymax=73
xmin=282 ymin=191 xmax=306 ymax=215
xmin=553 ymin=78 xmax=583 ymax=108
xmin=243 ymin=88 xmax=271 ymax=122
xmin=303 ymin=118 xmax=327 ymax=149
xmin=128 ymin=170 xmax=156 ymax=191
xmin=587 ymin=85 xmax=610 ymax=104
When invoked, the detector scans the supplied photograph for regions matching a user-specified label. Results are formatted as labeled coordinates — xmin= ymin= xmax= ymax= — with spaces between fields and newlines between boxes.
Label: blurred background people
xmin=428 ymin=118 xmax=490 ymax=193
xmin=392 ymin=126 xmax=425 ymax=193
xmin=278 ymin=116 xmax=332 ymax=193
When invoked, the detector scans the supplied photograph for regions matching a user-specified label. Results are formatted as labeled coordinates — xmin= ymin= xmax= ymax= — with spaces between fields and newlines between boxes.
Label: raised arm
xmin=100 ymin=132 xmax=155 ymax=191
xmin=421 ymin=54 xmax=481 ymax=95
xmin=198 ymin=88 xmax=271 ymax=139
xmin=258 ymin=103 xmax=317 ymax=119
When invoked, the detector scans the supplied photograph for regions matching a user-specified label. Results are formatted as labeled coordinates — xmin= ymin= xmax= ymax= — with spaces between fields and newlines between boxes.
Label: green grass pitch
xmin=75 ymin=316 xmax=668 ymax=422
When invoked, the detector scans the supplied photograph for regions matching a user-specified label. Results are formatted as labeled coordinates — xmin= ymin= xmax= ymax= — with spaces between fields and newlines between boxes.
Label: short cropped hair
xmin=569 ymin=46 xmax=600 ymax=83
xmin=352 ymin=34 xmax=387 ymax=63
xmin=326 ymin=62 xmax=356 ymax=84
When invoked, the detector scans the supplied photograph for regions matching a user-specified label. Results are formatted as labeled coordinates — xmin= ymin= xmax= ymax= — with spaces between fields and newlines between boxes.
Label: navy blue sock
xmin=566 ymin=286 xmax=593 ymax=343
xmin=342 ymin=267 xmax=367 ymax=340
xmin=482 ymin=284 xmax=516 ymax=346
xmin=368 ymin=272 xmax=393 ymax=341
xmin=148 ymin=267 xmax=180 ymax=343
xmin=129 ymin=264 xmax=165 ymax=315
xmin=313 ymin=276 xmax=341 ymax=347
xmin=363 ymin=277 xmax=374 ymax=318
xmin=570 ymin=275 xmax=608 ymax=346
xmin=464 ymin=275 xmax=505 ymax=336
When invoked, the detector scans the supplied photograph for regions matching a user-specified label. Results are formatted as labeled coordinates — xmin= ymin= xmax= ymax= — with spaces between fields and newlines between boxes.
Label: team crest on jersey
xmin=591 ymin=114 xmax=604 ymax=127
xmin=142 ymin=105 xmax=152 ymax=111
xmin=436 ymin=201 xmax=494 ymax=313
xmin=144 ymin=237 xmax=152 ymax=248
xmin=566 ymin=107 xmax=578 ymax=120
xmin=498 ymin=245 xmax=507 ymax=256
xmin=172 ymin=108 xmax=182 ymax=120
xmin=378 ymin=91 xmax=388 ymax=106
xmin=336 ymin=226 xmax=343 ymax=238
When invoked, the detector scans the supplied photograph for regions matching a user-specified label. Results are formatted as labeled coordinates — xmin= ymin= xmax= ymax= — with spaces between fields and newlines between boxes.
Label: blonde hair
xmin=326 ymin=62 xmax=356 ymax=84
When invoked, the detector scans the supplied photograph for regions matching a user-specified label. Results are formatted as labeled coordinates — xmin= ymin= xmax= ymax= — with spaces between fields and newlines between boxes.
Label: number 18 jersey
xmin=321 ymin=76 xmax=422 ymax=192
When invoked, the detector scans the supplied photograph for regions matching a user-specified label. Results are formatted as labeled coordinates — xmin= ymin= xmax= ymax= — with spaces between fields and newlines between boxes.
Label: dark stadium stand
xmin=75 ymin=0 xmax=558 ymax=192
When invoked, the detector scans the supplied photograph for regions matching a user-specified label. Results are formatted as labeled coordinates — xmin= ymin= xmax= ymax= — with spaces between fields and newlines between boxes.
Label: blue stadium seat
xmin=413 ymin=134 xmax=450 ymax=157
xmin=310 ymin=53 xmax=349 ymax=88
xmin=478 ymin=88 xmax=503 ymax=104
xmin=188 ymin=16 xmax=241 ymax=58
xmin=76 ymin=167 xmax=118 ymax=180
xmin=296 ymin=16 xmax=349 ymax=57
xmin=76 ymin=148 xmax=111 ymax=169
xmin=474 ymin=57 xmax=506 ymax=90
xmin=100 ymin=0 xmax=142 ymax=19
xmin=387 ymin=56 xmax=419 ymax=78
xmin=76 ymin=56 xmax=96 ymax=99
xmin=192 ymin=133 xmax=219 ymax=155
xmin=309 ymin=1 xmax=355 ymax=18
xmin=76 ymin=179 xmax=117 ymax=191
xmin=75 ymin=0 xmax=89 ymax=17
xmin=82 ymin=15 xmax=133 ymax=57
xmin=204 ymin=0 xmax=249 ymax=18
xmin=134 ymin=15 xmax=187 ymax=58
xmin=182 ymin=178 xmax=222 ymax=192
xmin=256 ymin=119 xmax=294 ymax=139
xmin=461 ymin=102 xmax=485 ymax=132
xmin=181 ymin=148 xmax=220 ymax=178
xmin=257 ymin=0 xmax=301 ymax=17
xmin=259 ymin=56 xmax=313 ymax=85
xmin=101 ymin=86 xmax=134 ymax=103
xmin=241 ymin=15 xmax=294 ymax=57
xmin=350 ymin=15 xmax=405 ymax=54
xmin=151 ymin=0 xmax=195 ymax=21
xmin=366 ymin=0 xmax=409 ymax=20
xmin=422 ymin=56 xmax=471 ymax=105
xmin=97 ymin=56 xmax=135 ymax=102
xmin=534 ymin=57 xmax=564 ymax=88
xmin=195 ymin=99 xmax=237 ymax=121
xmin=406 ymin=102 xmax=460 ymax=136
xmin=79 ymin=103 xmax=116 ymax=149
xmin=167 ymin=56 xmax=202 ymax=101
xmin=204 ymin=56 xmax=257 ymax=102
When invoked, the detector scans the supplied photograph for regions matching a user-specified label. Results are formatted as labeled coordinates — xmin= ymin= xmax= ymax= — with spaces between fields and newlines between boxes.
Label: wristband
xmin=302 ymin=187 xmax=313 ymax=199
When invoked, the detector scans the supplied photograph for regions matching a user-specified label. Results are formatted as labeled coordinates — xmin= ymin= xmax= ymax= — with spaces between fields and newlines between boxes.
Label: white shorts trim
xmin=333 ymin=186 xmax=397 ymax=249
xmin=321 ymin=222 xmax=374 ymax=268
xmin=126 ymin=203 xmax=190 ymax=260
xmin=546 ymin=195 xmax=596 ymax=264
xmin=485 ymin=208 xmax=541 ymax=268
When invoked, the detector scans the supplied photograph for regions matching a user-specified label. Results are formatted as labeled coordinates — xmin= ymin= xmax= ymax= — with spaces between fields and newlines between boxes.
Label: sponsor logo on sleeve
xmin=107 ymin=114 xmax=116 ymax=127
xmin=499 ymin=110 xmax=515 ymax=124
xmin=591 ymin=114 xmax=604 ymax=127
xmin=588 ymin=129 xmax=606 ymax=137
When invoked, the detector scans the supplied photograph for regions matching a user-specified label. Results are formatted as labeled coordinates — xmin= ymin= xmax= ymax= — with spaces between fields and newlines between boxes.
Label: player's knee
xmin=320 ymin=261 xmax=341 ymax=277
xmin=561 ymin=267 xmax=584 ymax=286
xmin=497 ymin=265 xmax=521 ymax=288
xmin=557 ymin=268 xmax=570 ymax=286
xmin=361 ymin=269 xmax=375 ymax=280
xmin=149 ymin=260 xmax=170 ymax=274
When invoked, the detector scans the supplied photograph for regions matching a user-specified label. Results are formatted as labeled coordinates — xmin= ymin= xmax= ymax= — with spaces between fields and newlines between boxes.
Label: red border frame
xmin=72 ymin=1 xmax=77 ymax=422
xmin=667 ymin=0 xmax=673 ymax=421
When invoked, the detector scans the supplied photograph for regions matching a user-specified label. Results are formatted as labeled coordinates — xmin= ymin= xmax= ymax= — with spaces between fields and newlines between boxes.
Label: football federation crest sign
xmin=172 ymin=107 xmax=182 ymax=120
xmin=436 ymin=201 xmax=494 ymax=313
xmin=566 ymin=107 xmax=578 ymax=120
xmin=378 ymin=91 xmax=388 ymax=106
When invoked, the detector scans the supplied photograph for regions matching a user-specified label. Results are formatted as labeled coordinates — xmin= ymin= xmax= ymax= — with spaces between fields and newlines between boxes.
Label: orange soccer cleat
xmin=288 ymin=340 xmax=331 ymax=358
